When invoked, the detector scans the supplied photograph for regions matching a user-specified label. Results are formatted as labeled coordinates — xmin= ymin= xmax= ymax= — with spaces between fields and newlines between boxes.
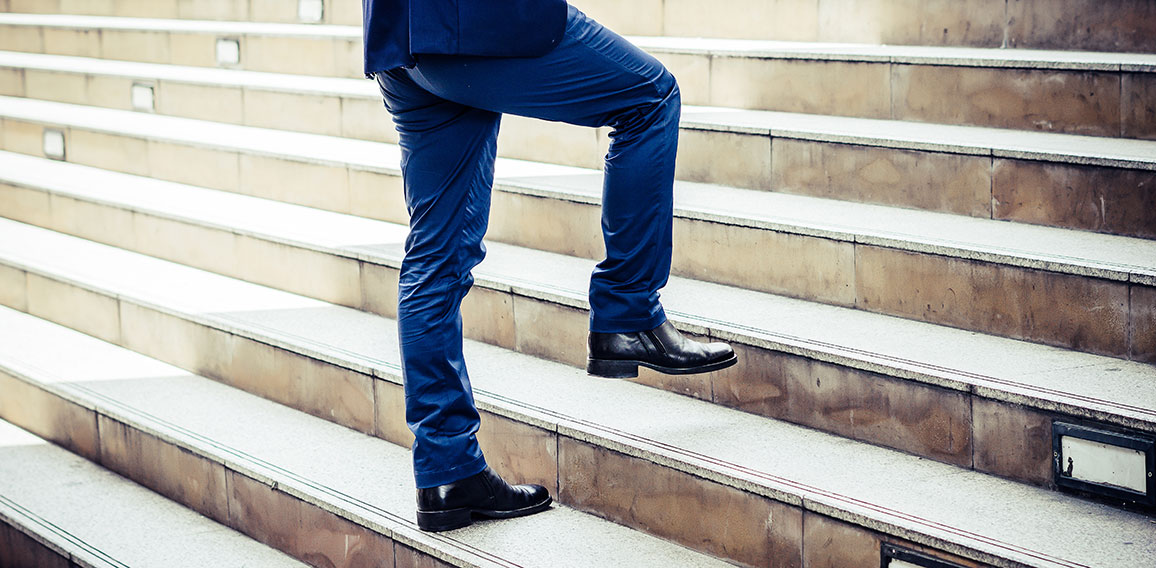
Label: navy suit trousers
xmin=375 ymin=5 xmax=680 ymax=488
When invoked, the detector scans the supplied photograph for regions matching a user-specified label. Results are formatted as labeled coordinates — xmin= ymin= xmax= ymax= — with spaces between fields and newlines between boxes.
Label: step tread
xmin=0 ymin=219 xmax=1152 ymax=568
xmin=0 ymin=307 xmax=729 ymax=568
xmin=2 ymin=151 xmax=1154 ymax=433
xmin=1 ymin=97 xmax=1152 ymax=286
xmin=3 ymin=49 xmax=1154 ymax=170
xmin=2 ymin=13 xmax=1154 ymax=72
xmin=0 ymin=419 xmax=308 ymax=568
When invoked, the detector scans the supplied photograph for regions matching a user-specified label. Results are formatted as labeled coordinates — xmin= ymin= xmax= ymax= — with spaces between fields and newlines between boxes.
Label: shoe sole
xmin=586 ymin=353 xmax=738 ymax=379
xmin=416 ymin=496 xmax=554 ymax=532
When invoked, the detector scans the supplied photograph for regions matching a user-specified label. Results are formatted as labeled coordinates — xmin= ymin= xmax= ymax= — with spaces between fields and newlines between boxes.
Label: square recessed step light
xmin=1053 ymin=421 xmax=1155 ymax=507
xmin=882 ymin=544 xmax=966 ymax=568
xmin=215 ymin=38 xmax=241 ymax=66
xmin=130 ymin=83 xmax=155 ymax=112
xmin=299 ymin=0 xmax=324 ymax=23
xmin=42 ymin=129 xmax=65 ymax=160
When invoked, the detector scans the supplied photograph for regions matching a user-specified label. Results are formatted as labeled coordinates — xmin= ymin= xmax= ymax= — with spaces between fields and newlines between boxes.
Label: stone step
xmin=0 ymin=419 xmax=309 ymax=568
xmin=0 ymin=13 xmax=364 ymax=78
xmin=1 ymin=99 xmax=1152 ymax=359
xmin=4 ymin=0 xmax=363 ymax=27
xmin=3 ymin=151 xmax=1154 ymax=494
xmin=570 ymin=0 xmax=1156 ymax=54
xmin=0 ymin=307 xmax=731 ymax=568
xmin=8 ymin=0 xmax=1155 ymax=54
xmin=1 ymin=224 xmax=1155 ymax=568
xmin=1 ymin=13 xmax=1154 ymax=138
xmin=3 ymin=51 xmax=1154 ymax=238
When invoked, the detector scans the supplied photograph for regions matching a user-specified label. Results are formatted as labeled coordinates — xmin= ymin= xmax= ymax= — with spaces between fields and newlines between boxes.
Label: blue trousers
xmin=376 ymin=5 xmax=680 ymax=488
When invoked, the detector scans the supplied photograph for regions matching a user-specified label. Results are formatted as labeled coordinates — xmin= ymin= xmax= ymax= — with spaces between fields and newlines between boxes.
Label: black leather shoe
xmin=416 ymin=466 xmax=552 ymax=532
xmin=587 ymin=320 xmax=737 ymax=378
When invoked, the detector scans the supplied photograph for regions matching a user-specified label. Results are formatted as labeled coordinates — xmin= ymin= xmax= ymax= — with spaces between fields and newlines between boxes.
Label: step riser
xmin=0 ymin=214 xmax=1139 ymax=512
xmin=0 ymin=371 xmax=468 ymax=568
xmin=2 ymin=122 xmax=1149 ymax=362
xmin=2 ymin=23 xmax=1153 ymax=139
xmin=5 ymin=67 xmax=1153 ymax=238
xmin=0 ymin=307 xmax=1004 ymax=568
xmin=0 ymin=522 xmax=72 ymax=568
xmin=11 ymin=0 xmax=1156 ymax=55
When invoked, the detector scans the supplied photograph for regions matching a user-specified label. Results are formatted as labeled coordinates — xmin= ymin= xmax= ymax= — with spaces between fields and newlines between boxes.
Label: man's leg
xmin=376 ymin=68 xmax=498 ymax=489
xmin=407 ymin=4 xmax=679 ymax=334
xmin=377 ymin=67 xmax=552 ymax=532
xmin=406 ymin=5 xmax=736 ymax=379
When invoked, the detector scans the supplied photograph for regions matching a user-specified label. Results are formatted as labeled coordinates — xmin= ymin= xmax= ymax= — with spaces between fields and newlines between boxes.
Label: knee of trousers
xmin=652 ymin=68 xmax=681 ymax=116
xmin=617 ymin=69 xmax=681 ymax=136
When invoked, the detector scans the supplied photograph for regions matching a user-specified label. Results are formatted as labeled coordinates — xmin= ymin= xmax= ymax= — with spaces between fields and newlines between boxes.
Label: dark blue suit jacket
xmin=362 ymin=0 xmax=568 ymax=76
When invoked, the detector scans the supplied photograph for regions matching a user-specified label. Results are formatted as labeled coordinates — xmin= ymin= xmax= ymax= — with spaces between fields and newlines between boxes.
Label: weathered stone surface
xmin=855 ymin=245 xmax=1131 ymax=356
xmin=559 ymin=437 xmax=803 ymax=568
xmin=993 ymin=159 xmax=1156 ymax=239
xmin=971 ymin=398 xmax=1054 ymax=487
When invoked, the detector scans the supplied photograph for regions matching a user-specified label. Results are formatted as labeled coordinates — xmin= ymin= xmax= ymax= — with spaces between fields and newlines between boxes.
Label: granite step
xmin=3 ymin=0 xmax=362 ymax=27
xmin=570 ymin=0 xmax=1156 ymax=54
xmin=0 ymin=419 xmax=310 ymax=568
xmin=7 ymin=0 xmax=1155 ymax=54
xmin=2 ymin=151 xmax=1154 ymax=492
xmin=0 ymin=222 xmax=1153 ymax=568
xmin=0 ymin=13 xmax=1154 ymax=137
xmin=3 ymin=51 xmax=1154 ymax=237
xmin=1 ymin=99 xmax=1152 ymax=359
xmin=0 ymin=308 xmax=731 ymax=568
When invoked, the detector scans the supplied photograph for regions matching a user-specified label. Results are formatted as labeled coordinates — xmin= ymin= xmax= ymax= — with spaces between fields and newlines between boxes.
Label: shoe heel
xmin=586 ymin=358 xmax=638 ymax=378
xmin=416 ymin=507 xmax=472 ymax=532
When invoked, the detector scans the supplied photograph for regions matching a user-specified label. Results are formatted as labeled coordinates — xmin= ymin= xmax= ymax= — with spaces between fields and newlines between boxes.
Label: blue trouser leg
xmin=376 ymin=5 xmax=680 ymax=488
xmin=375 ymin=74 xmax=498 ymax=488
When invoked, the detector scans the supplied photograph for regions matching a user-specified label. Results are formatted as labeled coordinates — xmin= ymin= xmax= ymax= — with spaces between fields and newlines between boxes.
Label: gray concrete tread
xmin=1 ymin=97 xmax=1151 ymax=284
xmin=0 ymin=419 xmax=308 ymax=568
xmin=0 ymin=221 xmax=1152 ymax=568
xmin=3 ymin=50 xmax=1153 ymax=170
xmin=2 ymin=151 xmax=1153 ymax=434
xmin=0 ymin=13 xmax=1153 ymax=72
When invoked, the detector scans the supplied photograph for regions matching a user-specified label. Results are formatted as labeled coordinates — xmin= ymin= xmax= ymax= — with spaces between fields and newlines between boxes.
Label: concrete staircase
xmin=0 ymin=1 xmax=1153 ymax=567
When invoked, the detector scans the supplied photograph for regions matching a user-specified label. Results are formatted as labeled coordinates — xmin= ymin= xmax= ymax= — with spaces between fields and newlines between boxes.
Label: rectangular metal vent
xmin=215 ymin=38 xmax=241 ymax=66
xmin=42 ymin=129 xmax=65 ymax=160
xmin=298 ymin=0 xmax=324 ymax=23
xmin=130 ymin=83 xmax=155 ymax=112
xmin=881 ymin=543 xmax=965 ymax=568
xmin=1053 ymin=421 xmax=1155 ymax=507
